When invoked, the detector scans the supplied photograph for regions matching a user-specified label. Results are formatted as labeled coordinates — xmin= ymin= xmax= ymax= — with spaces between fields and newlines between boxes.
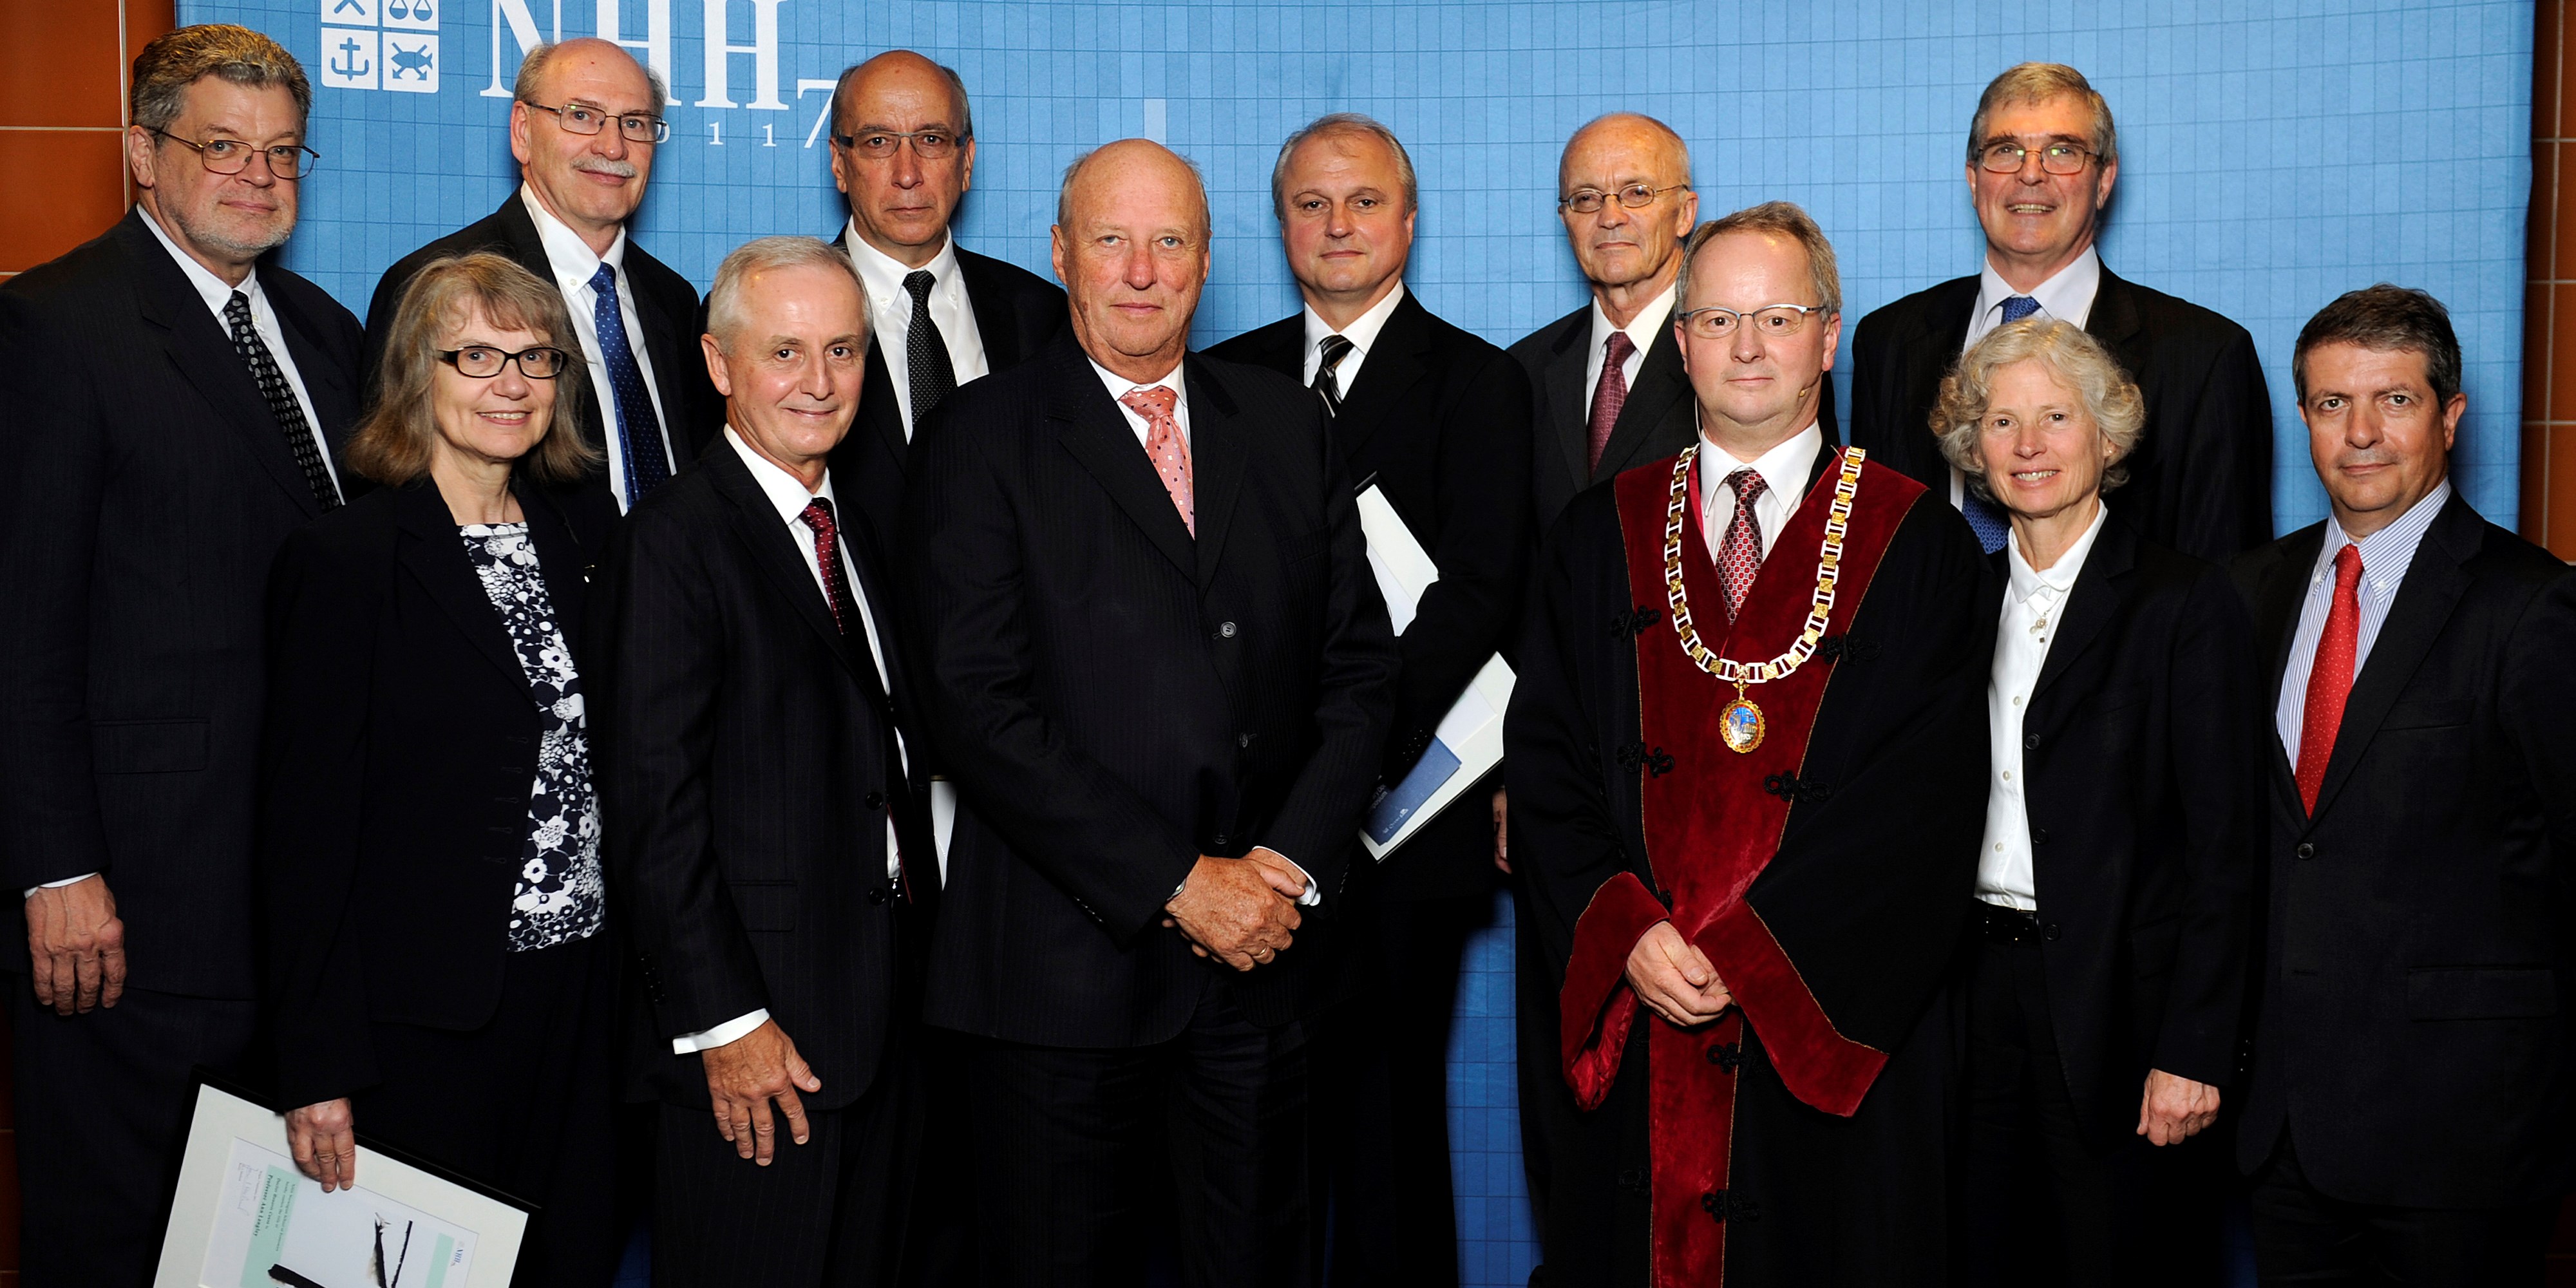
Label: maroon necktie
xmin=797 ymin=497 xmax=921 ymax=897
xmin=798 ymin=499 xmax=855 ymax=634
xmin=1586 ymin=331 xmax=1635 ymax=477
xmin=2295 ymin=545 xmax=2365 ymax=815
xmin=1715 ymin=468 xmax=1767 ymax=623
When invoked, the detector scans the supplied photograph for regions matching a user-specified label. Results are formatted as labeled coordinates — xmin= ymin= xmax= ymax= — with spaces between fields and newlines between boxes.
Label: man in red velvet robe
xmin=1505 ymin=202 xmax=1993 ymax=1287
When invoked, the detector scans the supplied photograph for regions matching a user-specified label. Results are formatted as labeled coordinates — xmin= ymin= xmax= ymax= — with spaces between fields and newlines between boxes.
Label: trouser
xmin=960 ymin=987 xmax=1312 ymax=1288
xmin=10 ymin=980 xmax=259 ymax=1288
xmin=2246 ymin=1128 xmax=2554 ymax=1287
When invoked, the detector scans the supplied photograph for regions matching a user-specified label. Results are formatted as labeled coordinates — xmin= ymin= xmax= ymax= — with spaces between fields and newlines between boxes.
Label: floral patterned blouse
xmin=460 ymin=523 xmax=605 ymax=951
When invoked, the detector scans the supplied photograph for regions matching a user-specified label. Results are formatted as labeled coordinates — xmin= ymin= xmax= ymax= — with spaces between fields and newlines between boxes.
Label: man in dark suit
xmin=824 ymin=50 xmax=1067 ymax=553
xmin=1208 ymin=112 xmax=1531 ymax=1287
xmin=2231 ymin=285 xmax=2576 ymax=1285
xmin=0 ymin=26 xmax=362 ymax=1287
xmin=902 ymin=139 xmax=1397 ymax=1287
xmin=363 ymin=37 xmax=719 ymax=512
xmin=594 ymin=236 xmax=933 ymax=1287
xmin=1850 ymin=62 xmax=2273 ymax=564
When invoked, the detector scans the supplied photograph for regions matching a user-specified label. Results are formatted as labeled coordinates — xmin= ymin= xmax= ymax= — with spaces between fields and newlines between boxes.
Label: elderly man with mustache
xmin=363 ymin=37 xmax=722 ymax=514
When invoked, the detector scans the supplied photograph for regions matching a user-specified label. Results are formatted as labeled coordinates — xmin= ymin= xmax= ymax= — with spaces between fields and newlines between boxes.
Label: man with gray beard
xmin=0 ymin=25 xmax=363 ymax=1287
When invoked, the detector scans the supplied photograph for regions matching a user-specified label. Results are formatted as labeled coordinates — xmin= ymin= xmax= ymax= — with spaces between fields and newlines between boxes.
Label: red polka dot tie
xmin=1119 ymin=384 xmax=1193 ymax=536
xmin=2295 ymin=544 xmax=2365 ymax=815
xmin=1716 ymin=466 xmax=1767 ymax=623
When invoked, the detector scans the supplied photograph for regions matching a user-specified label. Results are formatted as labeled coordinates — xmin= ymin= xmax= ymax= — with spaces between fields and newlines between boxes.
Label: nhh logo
xmin=319 ymin=0 xmax=440 ymax=94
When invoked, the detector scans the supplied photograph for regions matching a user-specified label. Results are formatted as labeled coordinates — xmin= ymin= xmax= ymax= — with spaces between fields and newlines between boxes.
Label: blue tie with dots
xmin=590 ymin=262 xmax=671 ymax=502
xmin=1960 ymin=294 xmax=2042 ymax=553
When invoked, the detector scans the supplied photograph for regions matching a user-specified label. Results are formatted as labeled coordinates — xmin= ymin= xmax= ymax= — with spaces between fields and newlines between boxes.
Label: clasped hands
xmin=1161 ymin=849 xmax=1305 ymax=971
xmin=1626 ymin=920 xmax=1734 ymax=1027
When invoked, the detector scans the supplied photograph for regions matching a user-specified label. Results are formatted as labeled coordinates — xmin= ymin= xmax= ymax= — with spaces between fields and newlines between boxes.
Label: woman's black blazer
xmin=256 ymin=475 xmax=614 ymax=1108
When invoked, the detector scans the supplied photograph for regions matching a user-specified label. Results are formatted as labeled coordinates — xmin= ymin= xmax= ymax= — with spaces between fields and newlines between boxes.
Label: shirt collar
xmin=1698 ymin=422 xmax=1824 ymax=515
xmin=724 ymin=424 xmax=837 ymax=520
xmin=138 ymin=203 xmax=258 ymax=314
xmin=2319 ymin=479 xmax=2453 ymax=587
xmin=1301 ymin=281 xmax=1406 ymax=364
xmin=1975 ymin=245 xmax=2101 ymax=328
xmin=521 ymin=182 xmax=628 ymax=285
xmin=842 ymin=221 xmax=961 ymax=317
xmin=1091 ymin=356 xmax=1187 ymax=413
xmin=2005 ymin=500 xmax=2110 ymax=606
xmin=1590 ymin=280 xmax=1678 ymax=358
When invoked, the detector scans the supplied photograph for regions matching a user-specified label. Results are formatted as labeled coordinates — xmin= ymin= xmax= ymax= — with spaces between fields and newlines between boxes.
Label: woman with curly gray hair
xmin=1937 ymin=318 xmax=2267 ymax=1284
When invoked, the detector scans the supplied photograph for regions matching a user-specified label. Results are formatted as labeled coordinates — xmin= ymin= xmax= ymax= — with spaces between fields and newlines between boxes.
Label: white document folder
xmin=1354 ymin=484 xmax=1514 ymax=861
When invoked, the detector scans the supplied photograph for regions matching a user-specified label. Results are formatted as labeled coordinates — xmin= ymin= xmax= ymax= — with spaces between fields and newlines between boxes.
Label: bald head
xmin=515 ymin=37 xmax=663 ymax=111
xmin=828 ymin=49 xmax=978 ymax=267
xmin=1050 ymin=139 xmax=1212 ymax=383
xmin=509 ymin=38 xmax=664 ymax=254
xmin=831 ymin=50 xmax=972 ymax=140
xmin=1057 ymin=138 xmax=1211 ymax=238
xmin=1559 ymin=112 xmax=1690 ymax=193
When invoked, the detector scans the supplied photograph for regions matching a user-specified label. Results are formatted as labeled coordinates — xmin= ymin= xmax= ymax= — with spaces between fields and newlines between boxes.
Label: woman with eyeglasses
xmin=256 ymin=252 xmax=624 ymax=1284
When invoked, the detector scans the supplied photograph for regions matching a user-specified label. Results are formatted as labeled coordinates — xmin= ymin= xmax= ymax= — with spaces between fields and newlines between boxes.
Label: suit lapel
xmin=1596 ymin=305 xmax=1685 ymax=478
xmin=2083 ymin=266 xmax=2145 ymax=356
xmin=706 ymin=446 xmax=860 ymax=674
xmin=1541 ymin=308 xmax=1593 ymax=493
xmin=496 ymin=198 xmax=611 ymax=457
xmin=1186 ymin=357 xmax=1250 ymax=588
xmin=2307 ymin=497 xmax=2479 ymax=821
xmin=121 ymin=214 xmax=329 ymax=518
xmin=518 ymin=480 xmax=591 ymax=650
xmin=2030 ymin=515 xmax=2136 ymax=702
xmin=261 ymin=262 xmax=356 ymax=480
xmin=1048 ymin=347 xmax=1198 ymax=579
xmin=622 ymin=243 xmax=696 ymax=459
xmin=1331 ymin=293 xmax=1432 ymax=468
xmin=957 ymin=248 xmax=1023 ymax=370
xmin=394 ymin=482 xmax=526 ymax=690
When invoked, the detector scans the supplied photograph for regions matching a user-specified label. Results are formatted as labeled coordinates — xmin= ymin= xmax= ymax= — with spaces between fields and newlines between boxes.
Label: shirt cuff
xmin=1265 ymin=851 xmax=1323 ymax=907
xmin=23 ymin=873 xmax=99 ymax=898
xmin=670 ymin=1008 xmax=770 ymax=1054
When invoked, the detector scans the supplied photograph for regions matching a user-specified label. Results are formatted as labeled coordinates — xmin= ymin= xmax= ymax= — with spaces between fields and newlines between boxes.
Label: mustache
xmin=573 ymin=158 xmax=639 ymax=180
xmin=2332 ymin=448 xmax=2401 ymax=469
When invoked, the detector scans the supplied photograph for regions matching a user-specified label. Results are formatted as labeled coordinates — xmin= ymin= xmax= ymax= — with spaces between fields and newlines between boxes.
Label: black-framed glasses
xmin=436 ymin=346 xmax=571 ymax=379
xmin=1676 ymin=303 xmax=1828 ymax=340
xmin=831 ymin=128 xmax=969 ymax=160
xmin=527 ymin=102 xmax=669 ymax=144
xmin=1977 ymin=140 xmax=2095 ymax=175
xmin=1558 ymin=182 xmax=1689 ymax=214
xmin=150 ymin=129 xmax=319 ymax=179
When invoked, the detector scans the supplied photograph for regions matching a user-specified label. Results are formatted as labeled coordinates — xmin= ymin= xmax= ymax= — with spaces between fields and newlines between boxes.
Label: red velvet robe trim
xmin=1555 ymin=446 xmax=1923 ymax=1287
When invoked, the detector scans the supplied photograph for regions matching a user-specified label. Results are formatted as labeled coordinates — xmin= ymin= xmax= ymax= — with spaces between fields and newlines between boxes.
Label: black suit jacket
xmin=899 ymin=337 xmax=1399 ymax=1047
xmin=1509 ymin=298 xmax=1838 ymax=533
xmin=1208 ymin=292 xmax=1533 ymax=898
xmin=258 ymin=477 xmax=616 ymax=1108
xmin=362 ymin=194 xmax=724 ymax=484
xmin=594 ymin=443 xmax=927 ymax=1111
xmin=1848 ymin=264 xmax=2274 ymax=562
xmin=1993 ymin=512 xmax=2264 ymax=1148
xmin=834 ymin=234 xmax=1068 ymax=556
xmin=2230 ymin=494 xmax=2576 ymax=1206
xmin=0 ymin=209 xmax=364 ymax=998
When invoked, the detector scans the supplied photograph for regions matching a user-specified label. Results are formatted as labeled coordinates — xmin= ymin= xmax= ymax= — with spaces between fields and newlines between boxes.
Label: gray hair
xmin=829 ymin=55 xmax=974 ymax=143
xmin=131 ymin=24 xmax=310 ymax=134
xmin=705 ymin=236 xmax=870 ymax=348
xmin=514 ymin=41 xmax=670 ymax=113
xmin=1934 ymin=319 xmax=2144 ymax=501
xmin=1674 ymin=201 xmax=1842 ymax=319
xmin=1270 ymin=113 xmax=1417 ymax=218
xmin=1967 ymin=62 xmax=2118 ymax=170
xmin=1056 ymin=142 xmax=1211 ymax=236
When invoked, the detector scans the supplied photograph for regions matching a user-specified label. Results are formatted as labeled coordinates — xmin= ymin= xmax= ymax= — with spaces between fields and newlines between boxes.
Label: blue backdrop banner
xmin=173 ymin=3 xmax=2537 ymax=1283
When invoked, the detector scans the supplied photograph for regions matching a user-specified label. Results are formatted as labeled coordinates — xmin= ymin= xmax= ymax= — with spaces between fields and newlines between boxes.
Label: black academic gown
xmin=1506 ymin=444 xmax=1992 ymax=1287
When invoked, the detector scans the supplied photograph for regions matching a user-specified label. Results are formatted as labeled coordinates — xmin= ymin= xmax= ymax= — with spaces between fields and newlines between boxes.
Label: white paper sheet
xmin=1354 ymin=484 xmax=1514 ymax=861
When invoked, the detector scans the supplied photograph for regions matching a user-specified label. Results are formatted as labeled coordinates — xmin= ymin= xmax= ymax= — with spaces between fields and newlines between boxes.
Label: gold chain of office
xmin=1661 ymin=443 xmax=1866 ymax=689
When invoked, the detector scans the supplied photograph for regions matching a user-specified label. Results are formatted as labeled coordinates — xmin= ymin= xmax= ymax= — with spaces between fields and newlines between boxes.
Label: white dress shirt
xmin=1584 ymin=281 xmax=1677 ymax=409
xmin=1088 ymin=357 xmax=1322 ymax=908
xmin=138 ymin=205 xmax=337 ymax=493
xmin=842 ymin=224 xmax=992 ymax=435
xmin=1299 ymin=282 xmax=1407 ymax=393
xmin=1949 ymin=247 xmax=2105 ymax=510
xmin=672 ymin=428 xmax=911 ymax=1055
xmin=2273 ymin=481 xmax=2452 ymax=764
xmin=1976 ymin=502 xmax=2112 ymax=910
xmin=1694 ymin=424 xmax=1824 ymax=565
xmin=522 ymin=185 xmax=674 ymax=514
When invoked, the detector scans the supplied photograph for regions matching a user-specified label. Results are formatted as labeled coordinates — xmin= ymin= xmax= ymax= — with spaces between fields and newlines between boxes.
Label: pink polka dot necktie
xmin=1120 ymin=384 xmax=1194 ymax=537
xmin=1715 ymin=466 xmax=1767 ymax=624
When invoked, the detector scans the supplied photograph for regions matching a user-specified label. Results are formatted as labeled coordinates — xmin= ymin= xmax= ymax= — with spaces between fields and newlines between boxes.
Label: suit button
xmin=2043 ymin=923 xmax=2062 ymax=942
xmin=2031 ymin=828 xmax=2048 ymax=846
xmin=1218 ymin=621 xmax=1238 ymax=638
xmin=1237 ymin=732 xmax=1253 ymax=748
xmin=865 ymin=791 xmax=886 ymax=810
xmin=1212 ymin=833 xmax=1229 ymax=847
xmin=867 ymin=887 xmax=889 ymax=905
xmin=2023 ymin=733 xmax=2040 ymax=750
xmin=2295 ymin=842 xmax=2315 ymax=860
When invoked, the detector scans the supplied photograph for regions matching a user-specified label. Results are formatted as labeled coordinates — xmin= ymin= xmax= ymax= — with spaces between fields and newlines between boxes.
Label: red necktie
xmin=1715 ymin=467 xmax=1767 ymax=623
xmin=1119 ymin=385 xmax=1194 ymax=536
xmin=2295 ymin=545 xmax=2365 ymax=815
xmin=1586 ymin=331 xmax=1634 ymax=477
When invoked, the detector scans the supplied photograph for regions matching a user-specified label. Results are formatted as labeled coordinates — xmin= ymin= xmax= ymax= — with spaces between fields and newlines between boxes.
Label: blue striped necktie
xmin=1961 ymin=294 xmax=2043 ymax=553
xmin=590 ymin=262 xmax=672 ymax=502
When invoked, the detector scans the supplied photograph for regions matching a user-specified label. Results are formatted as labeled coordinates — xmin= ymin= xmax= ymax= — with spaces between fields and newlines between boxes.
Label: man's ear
xmin=701 ymin=334 xmax=733 ymax=397
xmin=126 ymin=126 xmax=159 ymax=192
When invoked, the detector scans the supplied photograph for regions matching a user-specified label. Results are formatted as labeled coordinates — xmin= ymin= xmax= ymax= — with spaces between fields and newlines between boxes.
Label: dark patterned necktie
xmin=223 ymin=292 xmax=340 ymax=511
xmin=797 ymin=495 xmax=919 ymax=895
xmin=1314 ymin=333 xmax=1354 ymax=418
xmin=589 ymin=262 xmax=672 ymax=502
xmin=1959 ymin=295 xmax=2041 ymax=554
xmin=1587 ymin=330 xmax=1635 ymax=477
xmin=1716 ymin=468 xmax=1767 ymax=623
xmin=903 ymin=269 xmax=959 ymax=430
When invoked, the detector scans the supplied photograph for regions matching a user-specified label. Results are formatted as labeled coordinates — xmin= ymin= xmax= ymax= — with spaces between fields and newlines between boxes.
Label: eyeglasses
xmin=527 ymin=102 xmax=670 ymax=145
xmin=1676 ymin=304 xmax=1829 ymax=340
xmin=437 ymin=346 xmax=571 ymax=379
xmin=832 ymin=129 xmax=969 ymax=160
xmin=150 ymin=129 xmax=319 ymax=180
xmin=1977 ymin=141 xmax=2096 ymax=175
xmin=1558 ymin=183 xmax=1689 ymax=214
